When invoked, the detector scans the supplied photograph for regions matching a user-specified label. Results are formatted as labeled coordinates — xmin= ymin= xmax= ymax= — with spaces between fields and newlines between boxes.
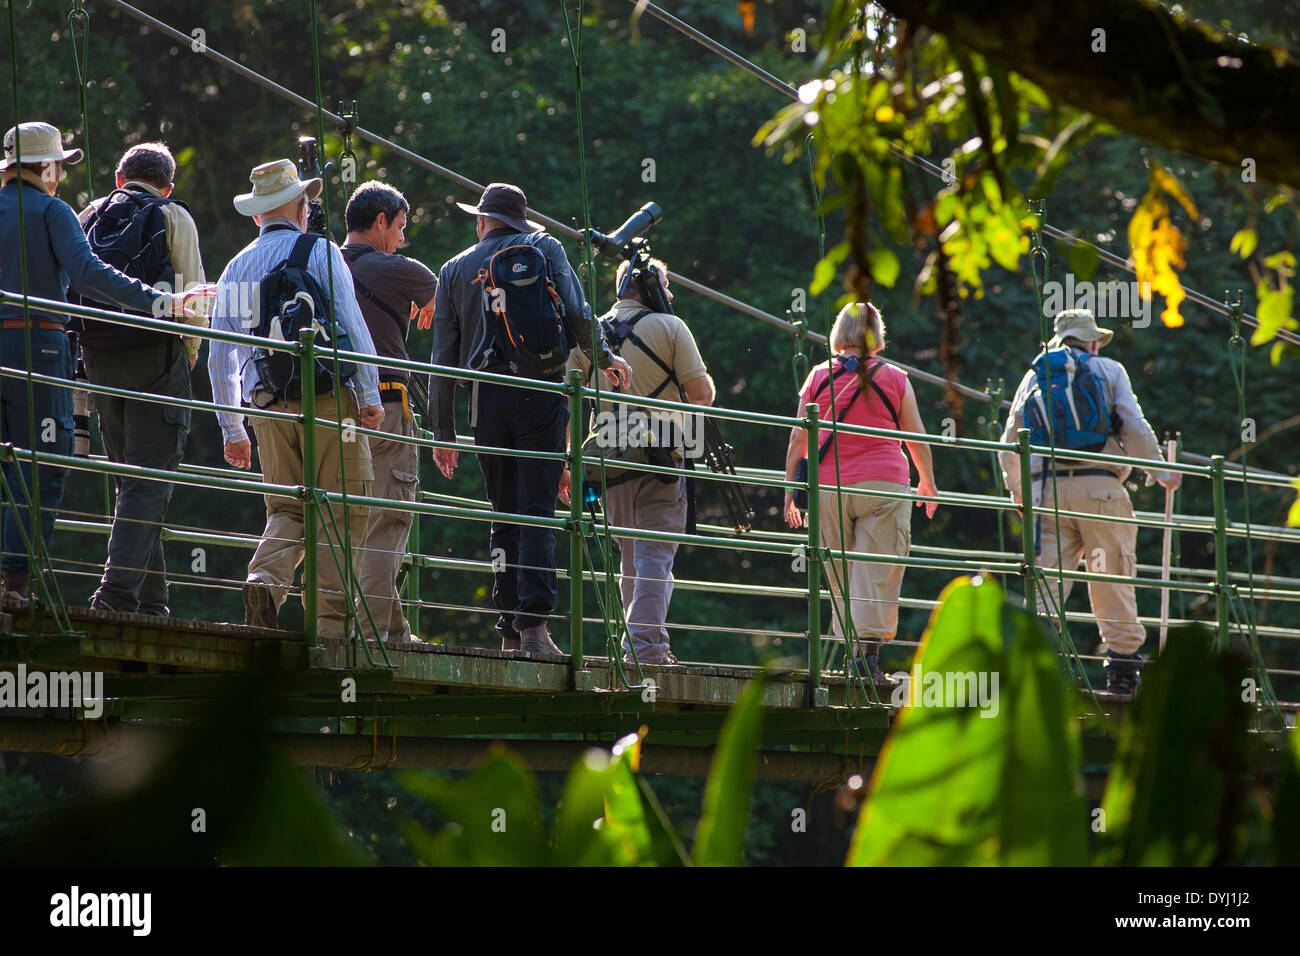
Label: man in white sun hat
xmin=208 ymin=157 xmax=384 ymax=638
xmin=0 ymin=121 xmax=196 ymax=604
xmin=999 ymin=308 xmax=1180 ymax=696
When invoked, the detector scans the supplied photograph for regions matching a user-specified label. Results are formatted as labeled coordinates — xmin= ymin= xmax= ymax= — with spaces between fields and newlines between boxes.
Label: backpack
xmin=74 ymin=188 xmax=183 ymax=349
xmin=580 ymin=308 xmax=679 ymax=488
xmin=250 ymin=231 xmax=357 ymax=403
xmin=474 ymin=234 xmax=570 ymax=378
xmin=1024 ymin=347 xmax=1116 ymax=455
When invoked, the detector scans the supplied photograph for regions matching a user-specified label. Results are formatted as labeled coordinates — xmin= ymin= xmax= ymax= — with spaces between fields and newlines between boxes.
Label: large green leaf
xmin=553 ymin=732 xmax=654 ymax=866
xmin=847 ymin=576 xmax=1085 ymax=866
xmin=692 ymin=673 xmax=767 ymax=866
xmin=1099 ymin=627 xmax=1251 ymax=866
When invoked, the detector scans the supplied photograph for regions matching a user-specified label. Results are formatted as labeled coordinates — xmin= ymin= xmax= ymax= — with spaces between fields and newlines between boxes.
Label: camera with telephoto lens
xmin=297 ymin=136 xmax=332 ymax=237
xmin=586 ymin=203 xmax=668 ymax=312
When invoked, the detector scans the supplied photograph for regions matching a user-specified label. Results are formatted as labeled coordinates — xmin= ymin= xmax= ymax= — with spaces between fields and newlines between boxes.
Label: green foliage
xmin=400 ymin=674 xmax=767 ymax=866
xmin=1098 ymin=628 xmax=1254 ymax=866
xmin=0 ymin=677 xmax=368 ymax=866
xmin=692 ymin=671 xmax=766 ymax=865
xmin=848 ymin=576 xmax=1087 ymax=866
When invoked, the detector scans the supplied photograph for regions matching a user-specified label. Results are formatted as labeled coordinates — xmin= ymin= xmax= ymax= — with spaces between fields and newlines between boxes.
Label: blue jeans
xmin=0 ymin=329 xmax=73 ymax=574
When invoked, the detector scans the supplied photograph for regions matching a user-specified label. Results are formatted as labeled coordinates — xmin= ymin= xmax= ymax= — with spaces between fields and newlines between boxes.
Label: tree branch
xmin=874 ymin=0 xmax=1300 ymax=189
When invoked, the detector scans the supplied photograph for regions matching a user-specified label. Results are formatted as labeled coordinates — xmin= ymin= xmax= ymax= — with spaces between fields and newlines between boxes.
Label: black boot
xmin=851 ymin=641 xmax=886 ymax=683
xmin=1104 ymin=650 xmax=1143 ymax=696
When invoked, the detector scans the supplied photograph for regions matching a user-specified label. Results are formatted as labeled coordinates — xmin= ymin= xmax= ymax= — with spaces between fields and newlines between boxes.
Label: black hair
xmin=117 ymin=143 xmax=175 ymax=188
xmin=345 ymin=180 xmax=409 ymax=232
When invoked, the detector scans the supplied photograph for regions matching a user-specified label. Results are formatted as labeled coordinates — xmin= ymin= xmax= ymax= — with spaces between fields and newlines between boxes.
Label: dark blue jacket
xmin=0 ymin=178 xmax=162 ymax=325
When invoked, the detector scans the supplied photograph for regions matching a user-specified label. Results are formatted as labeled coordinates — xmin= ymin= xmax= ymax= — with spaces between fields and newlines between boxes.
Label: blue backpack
xmin=1024 ymin=347 xmax=1116 ymax=454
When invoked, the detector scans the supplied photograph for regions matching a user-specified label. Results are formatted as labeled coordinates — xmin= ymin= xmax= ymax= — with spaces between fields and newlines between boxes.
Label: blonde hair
xmin=829 ymin=301 xmax=886 ymax=355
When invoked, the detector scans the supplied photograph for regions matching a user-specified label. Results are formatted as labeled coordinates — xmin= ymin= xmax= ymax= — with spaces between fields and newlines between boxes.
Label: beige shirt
xmin=999 ymin=350 xmax=1170 ymax=499
xmin=79 ymin=179 xmax=208 ymax=357
xmin=568 ymin=298 xmax=708 ymax=454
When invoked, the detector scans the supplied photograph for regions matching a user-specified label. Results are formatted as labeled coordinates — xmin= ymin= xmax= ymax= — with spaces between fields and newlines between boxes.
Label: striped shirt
xmin=209 ymin=219 xmax=381 ymax=443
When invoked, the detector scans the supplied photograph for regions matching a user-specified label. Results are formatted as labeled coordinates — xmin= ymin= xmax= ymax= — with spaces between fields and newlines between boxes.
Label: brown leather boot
xmin=519 ymin=624 xmax=562 ymax=657
xmin=2 ymin=570 xmax=30 ymax=601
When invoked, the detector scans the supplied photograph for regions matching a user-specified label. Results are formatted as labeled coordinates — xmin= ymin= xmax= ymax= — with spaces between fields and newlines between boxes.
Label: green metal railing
xmin=2 ymin=288 xmax=1299 ymax=713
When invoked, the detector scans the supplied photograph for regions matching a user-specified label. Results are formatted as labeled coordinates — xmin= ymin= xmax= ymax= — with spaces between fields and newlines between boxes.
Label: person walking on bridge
xmin=999 ymin=308 xmax=1181 ymax=695
xmin=783 ymin=302 xmax=939 ymax=682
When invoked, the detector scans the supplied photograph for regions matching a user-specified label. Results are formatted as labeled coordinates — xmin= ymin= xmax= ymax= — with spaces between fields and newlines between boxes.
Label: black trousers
xmin=473 ymin=381 xmax=568 ymax=633
xmin=83 ymin=340 xmax=190 ymax=614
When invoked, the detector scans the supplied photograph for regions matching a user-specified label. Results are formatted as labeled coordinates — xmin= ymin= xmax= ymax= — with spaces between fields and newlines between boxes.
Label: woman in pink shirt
xmin=783 ymin=302 xmax=939 ymax=681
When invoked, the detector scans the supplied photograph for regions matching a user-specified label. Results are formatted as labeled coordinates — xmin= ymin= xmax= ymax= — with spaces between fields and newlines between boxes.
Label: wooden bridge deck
xmin=4 ymin=600 xmax=1287 ymax=784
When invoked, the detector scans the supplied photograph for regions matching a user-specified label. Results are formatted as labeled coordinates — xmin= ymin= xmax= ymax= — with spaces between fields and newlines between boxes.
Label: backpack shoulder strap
xmin=288 ymin=232 xmax=324 ymax=269
xmin=347 ymin=256 xmax=407 ymax=336
xmin=814 ymin=360 xmax=897 ymax=459
xmin=862 ymin=359 xmax=901 ymax=429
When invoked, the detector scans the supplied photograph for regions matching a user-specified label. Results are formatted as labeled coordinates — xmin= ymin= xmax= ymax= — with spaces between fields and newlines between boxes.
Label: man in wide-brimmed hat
xmin=0 ymin=122 xmax=193 ymax=603
xmin=208 ymin=158 xmax=384 ymax=638
xmin=999 ymin=308 xmax=1181 ymax=695
xmin=430 ymin=182 xmax=630 ymax=657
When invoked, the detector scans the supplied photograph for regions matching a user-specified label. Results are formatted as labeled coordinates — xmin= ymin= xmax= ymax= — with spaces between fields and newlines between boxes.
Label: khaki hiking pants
xmin=1031 ymin=472 xmax=1145 ymax=656
xmin=818 ymin=480 xmax=912 ymax=647
xmin=358 ymin=400 xmax=418 ymax=642
xmin=248 ymin=389 xmax=373 ymax=639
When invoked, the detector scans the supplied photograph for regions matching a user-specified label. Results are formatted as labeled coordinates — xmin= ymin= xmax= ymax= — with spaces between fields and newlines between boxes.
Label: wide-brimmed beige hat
xmin=1048 ymin=308 xmax=1113 ymax=349
xmin=1 ymin=122 xmax=84 ymax=170
xmin=233 ymin=158 xmax=322 ymax=216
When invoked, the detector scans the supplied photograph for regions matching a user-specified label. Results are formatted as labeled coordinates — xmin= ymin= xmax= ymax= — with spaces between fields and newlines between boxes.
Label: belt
xmin=1040 ymin=468 xmax=1115 ymax=480
xmin=2 ymin=320 xmax=64 ymax=331
xmin=377 ymin=380 xmax=410 ymax=418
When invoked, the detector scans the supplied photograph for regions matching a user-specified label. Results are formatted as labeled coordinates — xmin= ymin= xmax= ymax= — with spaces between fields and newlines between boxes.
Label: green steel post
xmin=1018 ymin=428 xmax=1037 ymax=617
xmin=567 ymin=369 xmax=584 ymax=678
xmin=1211 ymin=454 xmax=1230 ymax=648
xmin=806 ymin=402 xmax=822 ymax=701
xmin=300 ymin=329 xmax=319 ymax=646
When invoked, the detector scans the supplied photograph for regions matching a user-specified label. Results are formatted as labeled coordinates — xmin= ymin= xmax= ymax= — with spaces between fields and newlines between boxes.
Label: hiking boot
xmin=242 ymin=581 xmax=278 ymax=629
xmin=1104 ymin=650 xmax=1143 ymax=696
xmin=2 ymin=570 xmax=30 ymax=601
xmin=624 ymin=649 xmax=680 ymax=667
xmin=851 ymin=654 xmax=886 ymax=683
xmin=519 ymin=624 xmax=563 ymax=657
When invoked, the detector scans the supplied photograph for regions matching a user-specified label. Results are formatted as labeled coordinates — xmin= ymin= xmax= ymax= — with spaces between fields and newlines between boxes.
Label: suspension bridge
xmin=1 ymin=0 xmax=1297 ymax=789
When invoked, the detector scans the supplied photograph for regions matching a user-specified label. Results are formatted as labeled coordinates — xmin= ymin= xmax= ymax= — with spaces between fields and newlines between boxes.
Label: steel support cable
xmin=801 ymin=132 xmax=870 ymax=698
xmin=1225 ymin=299 xmax=1276 ymax=711
xmin=99 ymin=0 xmax=994 ymax=412
xmin=623 ymin=0 xmax=1300 ymax=353
xmin=306 ymin=0 xmax=385 ymax=665
xmin=100 ymin=0 xmax=1300 ymax=556
xmin=1028 ymin=211 xmax=1078 ymax=666
xmin=561 ymin=0 xmax=630 ymax=674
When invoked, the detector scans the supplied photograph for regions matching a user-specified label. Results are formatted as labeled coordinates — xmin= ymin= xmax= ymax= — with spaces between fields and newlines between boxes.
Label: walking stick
xmin=1159 ymin=438 xmax=1176 ymax=651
